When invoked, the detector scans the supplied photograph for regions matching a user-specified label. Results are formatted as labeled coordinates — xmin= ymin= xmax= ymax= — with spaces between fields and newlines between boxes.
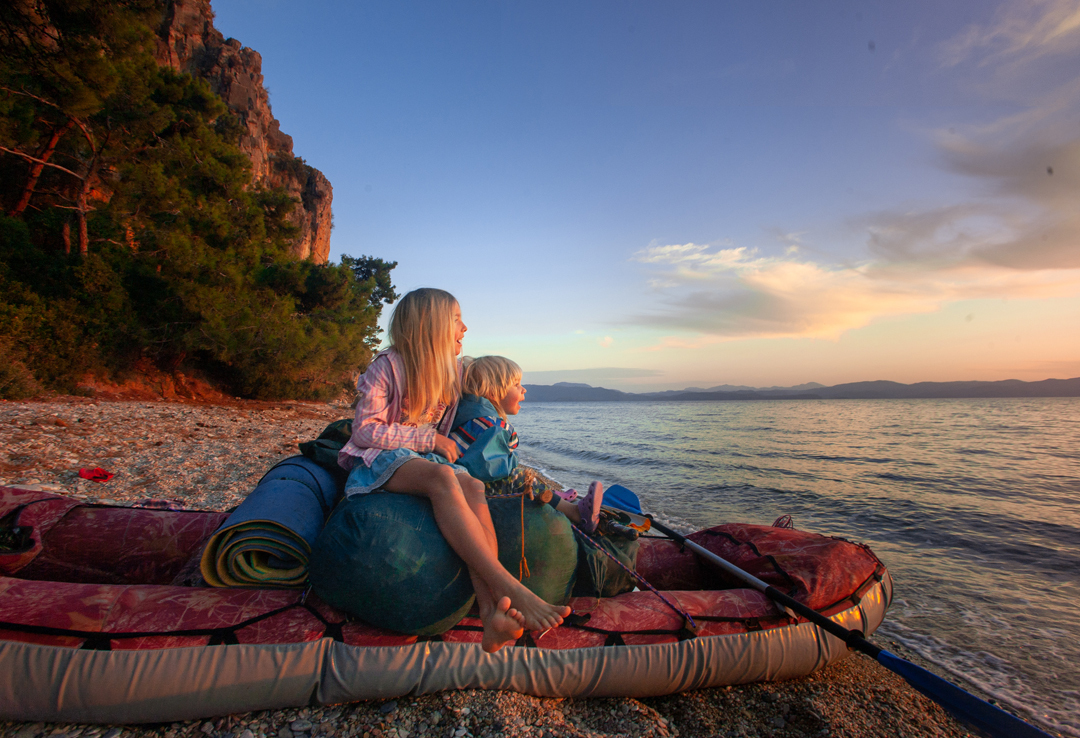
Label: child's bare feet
xmin=506 ymin=580 xmax=571 ymax=631
xmin=576 ymin=481 xmax=604 ymax=533
xmin=481 ymin=596 xmax=525 ymax=653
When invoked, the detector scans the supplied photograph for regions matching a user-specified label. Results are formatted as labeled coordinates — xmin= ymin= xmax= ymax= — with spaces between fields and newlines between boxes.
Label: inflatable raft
xmin=0 ymin=483 xmax=891 ymax=724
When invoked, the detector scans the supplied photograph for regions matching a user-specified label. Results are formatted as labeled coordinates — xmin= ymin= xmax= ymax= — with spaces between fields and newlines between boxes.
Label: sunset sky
xmin=212 ymin=0 xmax=1080 ymax=392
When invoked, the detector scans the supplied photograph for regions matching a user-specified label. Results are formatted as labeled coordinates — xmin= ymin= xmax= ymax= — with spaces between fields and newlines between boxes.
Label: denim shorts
xmin=343 ymin=448 xmax=468 ymax=497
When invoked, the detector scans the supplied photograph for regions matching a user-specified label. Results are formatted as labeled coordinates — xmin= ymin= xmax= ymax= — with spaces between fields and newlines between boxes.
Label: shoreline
xmin=0 ymin=398 xmax=995 ymax=737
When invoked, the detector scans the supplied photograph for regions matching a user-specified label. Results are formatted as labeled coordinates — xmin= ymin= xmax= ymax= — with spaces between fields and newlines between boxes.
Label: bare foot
xmin=481 ymin=596 xmax=525 ymax=653
xmin=506 ymin=580 xmax=571 ymax=631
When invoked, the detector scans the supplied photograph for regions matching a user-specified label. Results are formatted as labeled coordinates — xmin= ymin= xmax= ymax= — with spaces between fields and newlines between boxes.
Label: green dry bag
xmin=309 ymin=493 xmax=475 ymax=636
xmin=309 ymin=492 xmax=578 ymax=635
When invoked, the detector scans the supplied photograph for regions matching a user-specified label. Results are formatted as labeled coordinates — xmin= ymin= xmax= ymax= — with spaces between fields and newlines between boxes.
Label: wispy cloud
xmin=628 ymin=1 xmax=1080 ymax=346
xmin=631 ymin=241 xmax=1080 ymax=341
xmin=940 ymin=0 xmax=1080 ymax=68
xmin=867 ymin=133 xmax=1080 ymax=272
xmin=630 ymin=128 xmax=1080 ymax=342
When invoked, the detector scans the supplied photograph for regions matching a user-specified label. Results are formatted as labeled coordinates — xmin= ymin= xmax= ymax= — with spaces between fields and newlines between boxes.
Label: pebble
xmin=288 ymin=722 xmax=311 ymax=733
xmin=379 ymin=702 xmax=398 ymax=716
xmin=277 ymin=730 xmax=293 ymax=738
xmin=237 ymin=731 xmax=254 ymax=738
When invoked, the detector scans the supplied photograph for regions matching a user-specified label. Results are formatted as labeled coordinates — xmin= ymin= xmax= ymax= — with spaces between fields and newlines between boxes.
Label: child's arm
xmin=350 ymin=355 xmax=439 ymax=453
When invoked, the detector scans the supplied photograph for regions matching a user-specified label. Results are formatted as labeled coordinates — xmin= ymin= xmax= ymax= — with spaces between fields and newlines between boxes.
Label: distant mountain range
xmin=522 ymin=377 xmax=1080 ymax=402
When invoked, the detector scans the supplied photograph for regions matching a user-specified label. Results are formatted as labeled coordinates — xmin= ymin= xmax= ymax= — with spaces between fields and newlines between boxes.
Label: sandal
xmin=576 ymin=482 xmax=604 ymax=533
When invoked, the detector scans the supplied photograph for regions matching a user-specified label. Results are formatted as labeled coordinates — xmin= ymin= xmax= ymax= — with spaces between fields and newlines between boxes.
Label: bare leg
xmin=382 ymin=460 xmax=570 ymax=642
xmin=457 ymin=473 xmax=499 ymax=556
xmin=556 ymin=499 xmax=581 ymax=524
xmin=558 ymin=482 xmax=604 ymax=531
xmin=455 ymin=473 xmax=526 ymax=652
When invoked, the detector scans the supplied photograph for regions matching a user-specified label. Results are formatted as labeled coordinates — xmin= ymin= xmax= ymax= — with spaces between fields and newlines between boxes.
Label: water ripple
xmin=514 ymin=397 xmax=1080 ymax=736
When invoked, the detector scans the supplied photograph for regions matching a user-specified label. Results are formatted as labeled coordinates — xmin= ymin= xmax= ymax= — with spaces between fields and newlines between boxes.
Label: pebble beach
xmin=0 ymin=397 xmax=1000 ymax=738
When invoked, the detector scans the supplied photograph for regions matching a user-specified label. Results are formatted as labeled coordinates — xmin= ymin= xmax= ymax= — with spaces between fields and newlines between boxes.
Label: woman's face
xmin=452 ymin=304 xmax=467 ymax=355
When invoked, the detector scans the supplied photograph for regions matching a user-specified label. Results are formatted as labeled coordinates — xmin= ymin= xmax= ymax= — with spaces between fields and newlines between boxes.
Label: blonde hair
xmin=463 ymin=355 xmax=522 ymax=419
xmin=389 ymin=288 xmax=461 ymax=424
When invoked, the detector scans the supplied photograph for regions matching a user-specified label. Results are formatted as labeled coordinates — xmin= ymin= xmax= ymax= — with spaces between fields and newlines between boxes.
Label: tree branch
xmin=0 ymin=85 xmax=97 ymax=150
xmin=0 ymin=145 xmax=84 ymax=180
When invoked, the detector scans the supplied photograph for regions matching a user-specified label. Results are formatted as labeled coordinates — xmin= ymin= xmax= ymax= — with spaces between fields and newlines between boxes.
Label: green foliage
xmin=0 ymin=1 xmax=396 ymax=400
xmin=0 ymin=336 xmax=41 ymax=399
xmin=271 ymin=152 xmax=313 ymax=183
xmin=343 ymin=255 xmax=399 ymax=307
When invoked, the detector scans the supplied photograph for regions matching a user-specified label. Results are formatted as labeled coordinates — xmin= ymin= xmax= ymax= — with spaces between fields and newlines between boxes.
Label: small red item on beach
xmin=78 ymin=467 xmax=114 ymax=482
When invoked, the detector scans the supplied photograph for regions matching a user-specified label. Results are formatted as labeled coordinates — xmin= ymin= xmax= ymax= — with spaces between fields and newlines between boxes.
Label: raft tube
xmin=0 ymin=486 xmax=892 ymax=724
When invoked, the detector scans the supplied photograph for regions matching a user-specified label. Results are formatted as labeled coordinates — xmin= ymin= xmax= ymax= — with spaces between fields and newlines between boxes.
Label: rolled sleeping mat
xmin=201 ymin=456 xmax=342 ymax=588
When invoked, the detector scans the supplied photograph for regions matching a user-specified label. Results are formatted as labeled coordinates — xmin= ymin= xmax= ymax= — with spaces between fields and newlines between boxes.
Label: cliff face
xmin=155 ymin=0 xmax=332 ymax=263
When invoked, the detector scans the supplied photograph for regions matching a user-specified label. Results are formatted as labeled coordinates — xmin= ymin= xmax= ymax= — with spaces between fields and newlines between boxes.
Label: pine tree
xmin=1 ymin=0 xmax=395 ymax=399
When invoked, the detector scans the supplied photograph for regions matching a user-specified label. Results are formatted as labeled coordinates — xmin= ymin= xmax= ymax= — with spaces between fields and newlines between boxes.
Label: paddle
xmin=601 ymin=485 xmax=1055 ymax=738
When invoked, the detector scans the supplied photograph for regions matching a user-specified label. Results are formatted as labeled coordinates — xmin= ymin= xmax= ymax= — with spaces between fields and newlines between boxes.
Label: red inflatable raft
xmin=0 ymin=485 xmax=891 ymax=724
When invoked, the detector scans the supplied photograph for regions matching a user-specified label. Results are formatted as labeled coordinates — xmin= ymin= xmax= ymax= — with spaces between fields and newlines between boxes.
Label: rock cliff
xmin=155 ymin=0 xmax=332 ymax=263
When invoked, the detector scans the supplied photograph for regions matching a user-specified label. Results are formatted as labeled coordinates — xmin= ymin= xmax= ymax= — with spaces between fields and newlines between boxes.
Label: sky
xmin=211 ymin=0 xmax=1080 ymax=392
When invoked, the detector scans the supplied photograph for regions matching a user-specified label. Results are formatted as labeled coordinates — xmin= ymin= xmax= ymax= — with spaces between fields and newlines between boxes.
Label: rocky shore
xmin=0 ymin=398 xmax=991 ymax=738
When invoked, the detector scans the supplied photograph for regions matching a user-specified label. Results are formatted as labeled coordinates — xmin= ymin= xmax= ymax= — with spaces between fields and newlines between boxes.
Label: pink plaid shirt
xmin=337 ymin=349 xmax=461 ymax=470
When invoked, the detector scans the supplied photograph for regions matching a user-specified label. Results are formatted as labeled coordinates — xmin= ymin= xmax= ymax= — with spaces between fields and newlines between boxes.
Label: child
xmin=337 ymin=289 xmax=570 ymax=652
xmin=449 ymin=355 xmax=605 ymax=532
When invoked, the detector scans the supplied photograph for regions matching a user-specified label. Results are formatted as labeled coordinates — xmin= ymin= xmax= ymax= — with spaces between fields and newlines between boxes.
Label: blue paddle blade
xmin=877 ymin=651 xmax=1054 ymax=738
xmin=604 ymin=484 xmax=643 ymax=515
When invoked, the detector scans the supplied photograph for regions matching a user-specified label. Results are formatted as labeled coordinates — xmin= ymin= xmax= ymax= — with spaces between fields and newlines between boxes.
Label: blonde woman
xmin=336 ymin=288 xmax=569 ymax=652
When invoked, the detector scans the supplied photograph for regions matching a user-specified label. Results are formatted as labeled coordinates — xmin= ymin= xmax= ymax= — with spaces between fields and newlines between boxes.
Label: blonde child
xmin=337 ymin=289 xmax=569 ymax=652
xmin=449 ymin=356 xmax=605 ymax=532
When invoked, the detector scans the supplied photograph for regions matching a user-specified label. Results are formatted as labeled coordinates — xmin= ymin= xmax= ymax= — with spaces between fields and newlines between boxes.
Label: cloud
xmin=628 ymin=1 xmax=1080 ymax=346
xmin=940 ymin=0 xmax=1080 ymax=69
xmin=631 ymin=244 xmax=1074 ymax=340
xmin=862 ymin=127 xmax=1080 ymax=272
xmin=624 ymin=2 xmax=1080 ymax=346
xmin=629 ymin=126 xmax=1080 ymax=341
xmin=599 ymin=336 xmax=614 ymax=348
xmin=935 ymin=0 xmax=1080 ymax=113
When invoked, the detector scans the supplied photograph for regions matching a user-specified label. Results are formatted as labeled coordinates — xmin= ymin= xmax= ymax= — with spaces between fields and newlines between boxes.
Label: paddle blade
xmin=599 ymin=506 xmax=652 ymax=532
xmin=604 ymin=484 xmax=643 ymax=514
xmin=877 ymin=651 xmax=1053 ymax=738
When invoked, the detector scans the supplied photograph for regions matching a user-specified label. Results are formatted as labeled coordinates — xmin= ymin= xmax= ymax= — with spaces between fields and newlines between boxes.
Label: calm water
xmin=512 ymin=398 xmax=1080 ymax=737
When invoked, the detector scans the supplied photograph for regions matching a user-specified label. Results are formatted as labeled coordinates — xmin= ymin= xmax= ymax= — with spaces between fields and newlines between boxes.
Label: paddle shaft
xmin=646 ymin=517 xmax=880 ymax=654
xmin=645 ymin=516 xmax=1055 ymax=738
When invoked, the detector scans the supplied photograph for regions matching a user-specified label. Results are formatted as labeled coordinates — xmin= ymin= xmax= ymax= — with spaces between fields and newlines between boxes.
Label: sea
xmin=511 ymin=398 xmax=1080 ymax=738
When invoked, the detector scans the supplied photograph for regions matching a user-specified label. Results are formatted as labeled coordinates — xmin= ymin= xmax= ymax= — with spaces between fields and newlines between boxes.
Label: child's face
xmin=498 ymin=380 xmax=526 ymax=416
xmin=452 ymin=304 xmax=467 ymax=355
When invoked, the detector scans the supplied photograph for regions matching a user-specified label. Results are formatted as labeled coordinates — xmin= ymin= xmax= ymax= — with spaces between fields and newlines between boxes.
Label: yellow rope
xmin=518 ymin=489 xmax=531 ymax=580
